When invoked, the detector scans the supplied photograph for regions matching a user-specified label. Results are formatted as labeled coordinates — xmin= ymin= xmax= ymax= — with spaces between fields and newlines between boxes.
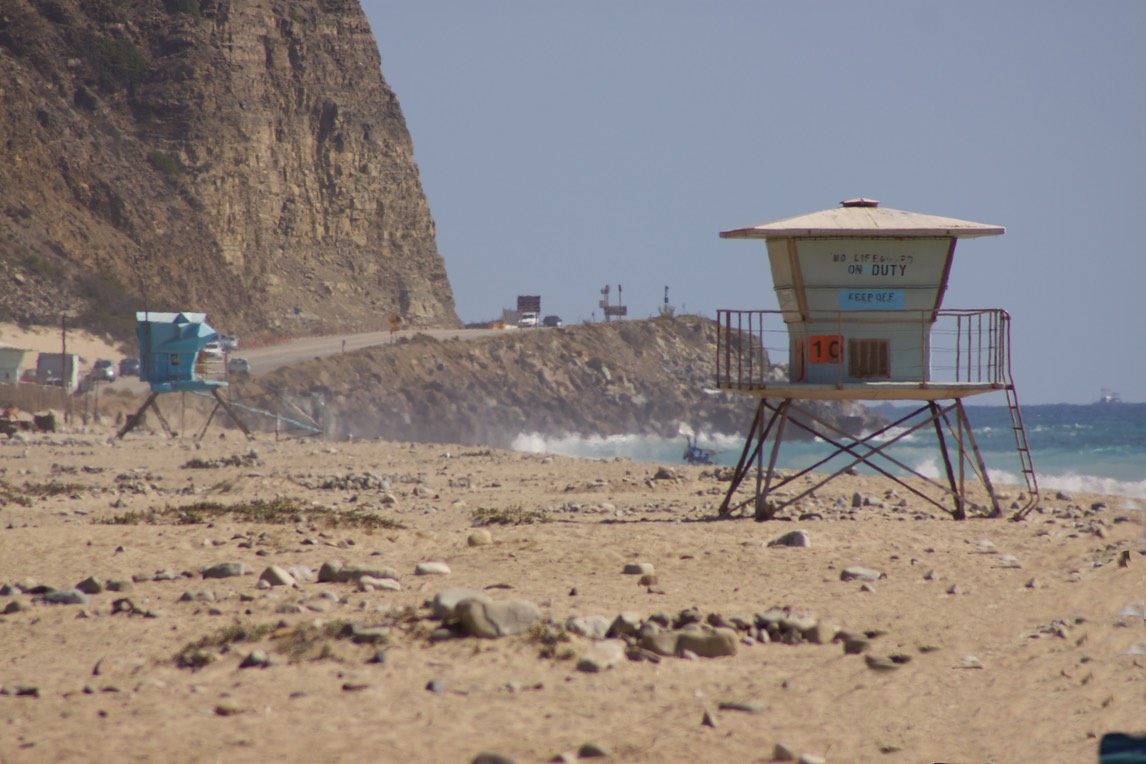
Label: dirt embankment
xmin=237 ymin=316 xmax=882 ymax=447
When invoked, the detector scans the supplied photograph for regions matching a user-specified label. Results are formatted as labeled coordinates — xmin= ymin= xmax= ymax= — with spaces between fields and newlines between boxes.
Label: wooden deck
xmin=716 ymin=381 xmax=1008 ymax=401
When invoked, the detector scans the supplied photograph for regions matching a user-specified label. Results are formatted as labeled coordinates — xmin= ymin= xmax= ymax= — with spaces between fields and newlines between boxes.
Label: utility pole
xmin=61 ymin=312 xmax=69 ymax=423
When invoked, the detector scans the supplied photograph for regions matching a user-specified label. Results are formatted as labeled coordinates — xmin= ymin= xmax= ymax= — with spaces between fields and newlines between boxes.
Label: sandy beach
xmin=0 ymin=419 xmax=1144 ymax=764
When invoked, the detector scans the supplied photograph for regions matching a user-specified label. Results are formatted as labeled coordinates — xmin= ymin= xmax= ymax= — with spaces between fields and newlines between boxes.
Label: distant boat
xmin=1099 ymin=389 xmax=1122 ymax=404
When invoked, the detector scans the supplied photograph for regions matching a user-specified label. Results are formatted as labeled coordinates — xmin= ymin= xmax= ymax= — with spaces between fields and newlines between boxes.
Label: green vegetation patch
xmin=164 ymin=0 xmax=202 ymax=17
xmin=147 ymin=151 xmax=183 ymax=176
xmin=81 ymin=32 xmax=150 ymax=92
xmin=0 ymin=478 xmax=33 ymax=508
xmin=175 ymin=612 xmax=424 ymax=670
xmin=175 ymin=621 xmax=280 ymax=669
xmin=102 ymin=496 xmax=405 ymax=529
xmin=26 ymin=480 xmax=90 ymax=496
xmin=472 ymin=505 xmax=552 ymax=526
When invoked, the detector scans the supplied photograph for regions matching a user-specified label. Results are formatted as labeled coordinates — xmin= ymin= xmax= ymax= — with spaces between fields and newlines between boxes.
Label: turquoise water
xmin=512 ymin=402 xmax=1146 ymax=501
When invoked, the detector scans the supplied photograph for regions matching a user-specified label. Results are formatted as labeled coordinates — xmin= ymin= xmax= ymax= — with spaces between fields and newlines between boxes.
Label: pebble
xmin=606 ymin=611 xmax=642 ymax=638
xmin=179 ymin=591 xmax=216 ymax=603
xmin=2 ymin=599 xmax=30 ymax=614
xmin=566 ymin=615 xmax=612 ymax=640
xmin=318 ymin=561 xmax=398 ymax=583
xmin=201 ymin=562 xmax=249 ymax=579
xmin=622 ymin=562 xmax=655 ymax=575
xmin=415 ymin=561 xmax=451 ymax=576
xmin=304 ymin=599 xmax=333 ymax=613
xmin=804 ymin=622 xmax=838 ymax=644
xmin=575 ymin=640 xmax=626 ymax=672
xmin=840 ymin=566 xmax=884 ymax=582
xmin=75 ymin=576 xmax=103 ymax=594
xmin=259 ymin=566 xmax=296 ymax=587
xmin=431 ymin=588 xmax=492 ymax=619
xmin=239 ymin=649 xmax=270 ymax=669
xmin=467 ymin=529 xmax=493 ymax=547
xmin=214 ymin=700 xmax=242 ymax=716
xmin=43 ymin=588 xmax=90 ymax=605
xmin=358 ymin=576 xmax=401 ymax=592
xmin=456 ymin=598 xmax=540 ymax=638
xmin=768 ymin=529 xmax=811 ymax=548
xmin=864 ymin=654 xmax=900 ymax=671
xmin=471 ymin=754 xmax=516 ymax=764
xmin=773 ymin=742 xmax=797 ymax=761
xmin=577 ymin=742 xmax=610 ymax=758
xmin=348 ymin=624 xmax=390 ymax=644
xmin=718 ymin=700 xmax=764 ymax=714
xmin=1 ymin=685 xmax=40 ymax=697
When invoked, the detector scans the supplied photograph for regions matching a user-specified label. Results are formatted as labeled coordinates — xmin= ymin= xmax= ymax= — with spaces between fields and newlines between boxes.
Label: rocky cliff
xmin=237 ymin=317 xmax=886 ymax=448
xmin=0 ymin=0 xmax=457 ymax=336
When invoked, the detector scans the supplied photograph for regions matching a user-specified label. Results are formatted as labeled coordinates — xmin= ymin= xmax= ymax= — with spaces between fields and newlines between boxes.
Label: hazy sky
xmin=363 ymin=2 xmax=1145 ymax=405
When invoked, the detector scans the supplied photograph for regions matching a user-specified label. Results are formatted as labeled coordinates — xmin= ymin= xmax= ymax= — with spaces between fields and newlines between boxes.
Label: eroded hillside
xmin=0 ymin=0 xmax=457 ymax=336
xmin=238 ymin=317 xmax=884 ymax=447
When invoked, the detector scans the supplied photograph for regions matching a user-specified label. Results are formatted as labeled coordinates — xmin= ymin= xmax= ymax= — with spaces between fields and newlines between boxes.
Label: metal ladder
xmin=1005 ymin=385 xmax=1039 ymax=518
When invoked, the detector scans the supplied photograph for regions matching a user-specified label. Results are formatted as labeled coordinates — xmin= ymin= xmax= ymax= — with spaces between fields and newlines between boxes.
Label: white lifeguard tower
xmin=715 ymin=198 xmax=1037 ymax=520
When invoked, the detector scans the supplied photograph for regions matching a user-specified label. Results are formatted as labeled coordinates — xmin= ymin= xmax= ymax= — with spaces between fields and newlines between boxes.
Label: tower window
xmin=848 ymin=339 xmax=890 ymax=379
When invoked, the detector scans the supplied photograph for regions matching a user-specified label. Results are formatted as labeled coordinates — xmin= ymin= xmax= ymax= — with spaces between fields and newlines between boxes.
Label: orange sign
xmin=809 ymin=335 xmax=842 ymax=364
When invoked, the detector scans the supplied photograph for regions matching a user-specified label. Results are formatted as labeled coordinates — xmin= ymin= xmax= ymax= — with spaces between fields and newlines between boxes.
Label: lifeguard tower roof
xmin=720 ymin=198 xmax=1005 ymax=240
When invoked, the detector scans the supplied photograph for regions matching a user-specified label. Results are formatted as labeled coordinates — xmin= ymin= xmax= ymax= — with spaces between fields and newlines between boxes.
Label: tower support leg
xmin=116 ymin=393 xmax=175 ymax=439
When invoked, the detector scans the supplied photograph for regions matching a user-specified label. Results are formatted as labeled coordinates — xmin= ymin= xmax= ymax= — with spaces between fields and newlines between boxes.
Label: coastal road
xmin=114 ymin=326 xmax=513 ymax=393
xmin=237 ymin=327 xmax=507 ymax=374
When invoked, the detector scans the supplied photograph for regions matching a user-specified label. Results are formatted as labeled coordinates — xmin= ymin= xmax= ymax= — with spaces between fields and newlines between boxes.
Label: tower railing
xmin=715 ymin=308 xmax=1013 ymax=390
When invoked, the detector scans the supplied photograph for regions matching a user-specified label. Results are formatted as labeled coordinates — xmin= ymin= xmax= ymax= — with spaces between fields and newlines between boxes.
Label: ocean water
xmin=512 ymin=402 xmax=1146 ymax=502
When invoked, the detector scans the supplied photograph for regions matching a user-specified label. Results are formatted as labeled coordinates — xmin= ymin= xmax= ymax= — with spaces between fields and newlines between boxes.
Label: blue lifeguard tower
xmin=117 ymin=312 xmax=251 ymax=439
xmin=714 ymin=199 xmax=1037 ymax=520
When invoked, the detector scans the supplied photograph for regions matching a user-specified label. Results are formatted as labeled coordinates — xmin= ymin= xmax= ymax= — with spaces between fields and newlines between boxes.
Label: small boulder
xmin=467 ymin=529 xmax=493 ymax=547
xmin=575 ymin=640 xmax=626 ymax=672
xmin=259 ymin=565 xmax=296 ymax=587
xmin=318 ymin=561 xmax=398 ymax=583
xmin=43 ymin=588 xmax=90 ymax=605
xmin=768 ymin=529 xmax=811 ymax=548
xmin=431 ymin=588 xmax=492 ymax=620
xmin=415 ymin=561 xmax=451 ymax=576
xmin=456 ymin=599 xmax=540 ymax=638
xmin=840 ymin=566 xmax=884 ymax=582
xmin=606 ymin=611 xmax=643 ymax=638
xmin=676 ymin=627 xmax=738 ymax=658
xmin=202 ymin=562 xmax=249 ymax=579
xmin=75 ymin=576 xmax=104 ymax=595
xmin=566 ymin=615 xmax=612 ymax=640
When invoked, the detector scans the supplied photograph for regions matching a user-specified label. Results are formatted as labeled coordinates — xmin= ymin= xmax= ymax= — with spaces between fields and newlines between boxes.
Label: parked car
xmin=518 ymin=312 xmax=539 ymax=328
xmin=91 ymin=359 xmax=116 ymax=382
xmin=119 ymin=358 xmax=140 ymax=377
xmin=542 ymin=315 xmax=564 ymax=328
xmin=201 ymin=341 xmax=224 ymax=359
xmin=227 ymin=357 xmax=250 ymax=376
xmin=219 ymin=335 xmax=239 ymax=352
